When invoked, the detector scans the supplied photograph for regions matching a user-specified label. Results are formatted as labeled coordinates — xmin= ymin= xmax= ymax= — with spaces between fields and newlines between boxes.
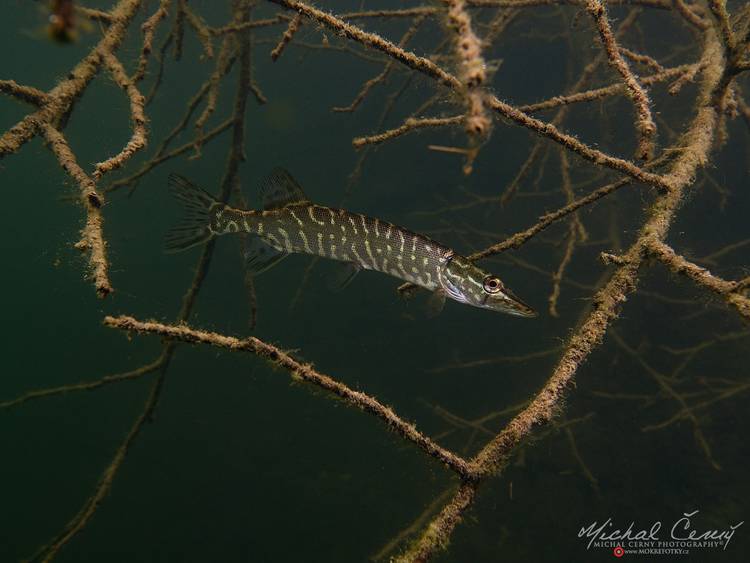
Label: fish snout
xmin=501 ymin=287 xmax=537 ymax=318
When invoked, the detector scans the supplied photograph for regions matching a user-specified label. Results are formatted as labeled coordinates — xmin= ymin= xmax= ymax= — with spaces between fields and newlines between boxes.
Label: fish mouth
xmin=502 ymin=288 xmax=537 ymax=318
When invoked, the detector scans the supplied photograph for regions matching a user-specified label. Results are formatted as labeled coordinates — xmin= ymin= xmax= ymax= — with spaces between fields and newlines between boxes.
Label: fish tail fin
xmin=165 ymin=173 xmax=220 ymax=253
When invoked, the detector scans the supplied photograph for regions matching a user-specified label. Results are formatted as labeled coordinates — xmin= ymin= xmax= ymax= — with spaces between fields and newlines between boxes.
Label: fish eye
xmin=483 ymin=276 xmax=502 ymax=294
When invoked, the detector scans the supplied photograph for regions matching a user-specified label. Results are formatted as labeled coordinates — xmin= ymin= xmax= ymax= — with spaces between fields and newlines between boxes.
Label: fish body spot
xmin=309 ymin=207 xmax=325 ymax=226
xmin=289 ymin=209 xmax=304 ymax=227
xmin=299 ymin=230 xmax=312 ymax=253
xmin=277 ymin=227 xmax=292 ymax=252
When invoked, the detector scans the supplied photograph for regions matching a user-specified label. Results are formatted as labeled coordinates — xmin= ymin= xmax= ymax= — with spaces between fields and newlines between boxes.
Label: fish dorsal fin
xmin=259 ymin=168 xmax=310 ymax=210
xmin=243 ymin=234 xmax=288 ymax=275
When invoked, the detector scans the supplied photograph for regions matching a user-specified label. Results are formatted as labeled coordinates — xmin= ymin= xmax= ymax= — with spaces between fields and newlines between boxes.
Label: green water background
xmin=1 ymin=1 xmax=749 ymax=561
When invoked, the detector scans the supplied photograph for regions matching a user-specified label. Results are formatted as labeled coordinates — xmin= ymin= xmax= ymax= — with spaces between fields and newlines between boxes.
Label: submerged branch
xmin=103 ymin=315 xmax=475 ymax=479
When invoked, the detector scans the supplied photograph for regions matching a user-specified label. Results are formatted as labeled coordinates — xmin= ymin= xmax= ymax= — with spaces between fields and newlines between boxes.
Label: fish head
xmin=440 ymin=255 xmax=537 ymax=317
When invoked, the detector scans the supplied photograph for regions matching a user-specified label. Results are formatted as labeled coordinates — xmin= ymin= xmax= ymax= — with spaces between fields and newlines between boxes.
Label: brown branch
xmin=699 ymin=237 xmax=750 ymax=265
xmin=353 ymin=116 xmax=464 ymax=148
xmin=154 ymin=48 xmax=237 ymax=155
xmin=446 ymin=0 xmax=491 ymax=138
xmin=104 ymin=315 xmax=475 ymax=479
xmin=645 ymin=239 xmax=750 ymax=319
xmin=564 ymin=425 xmax=599 ymax=492
xmin=500 ymin=9 xmax=641 ymax=207
xmin=27 ymin=374 xmax=165 ymax=563
xmin=270 ymin=13 xmax=302 ymax=61
xmin=499 ymin=141 xmax=545 ymax=205
xmin=42 ymin=125 xmax=112 ymax=297
xmin=332 ymin=63 xmax=392 ymax=113
xmin=268 ymin=0 xmax=459 ymax=88
xmin=0 ymin=79 xmax=49 ymax=106
xmin=193 ymin=35 xmax=237 ymax=154
xmin=105 ymin=118 xmax=233 ymax=194
xmin=394 ymin=483 xmax=478 ymax=562
xmin=428 ymin=144 xmax=480 ymax=175
xmin=31 ymin=4 xmax=259 ymax=560
xmin=708 ymin=0 xmax=736 ymax=51
xmin=0 ymin=0 xmax=143 ymax=159
xmin=273 ymin=0 xmax=672 ymax=189
xmin=668 ymin=61 xmax=708 ymax=95
xmin=132 ymin=0 xmax=172 ymax=82
xmin=470 ymin=155 xmax=667 ymax=260
xmin=333 ymin=15 xmax=425 ymax=113
xmin=343 ymin=7 xmax=440 ymax=19
xmin=673 ymin=0 xmax=710 ymax=30
xmin=520 ymin=64 xmax=696 ymax=113
xmin=586 ymin=0 xmax=656 ymax=160
xmin=93 ymin=52 xmax=148 ymax=179
xmin=173 ymin=0 xmax=187 ymax=60
xmin=619 ymin=46 xmax=665 ymax=73
xmin=398 ymin=25 xmax=725 ymax=562
xmin=0 ymin=356 xmax=164 ymax=410
xmin=0 ymin=0 xmax=144 ymax=297
xmin=548 ymin=151 xmax=581 ymax=317
xmin=6 ymin=2 xmax=747 ymax=562
xmin=487 ymin=95 xmax=669 ymax=187
xmin=396 ymin=166 xmax=650 ymax=296
xmin=183 ymin=3 xmax=215 ymax=58
xmin=144 ymin=25 xmax=175 ymax=103
xmin=371 ymin=487 xmax=457 ymax=561
xmin=343 ymin=73 xmax=417 ymax=194
xmin=428 ymin=347 xmax=562 ymax=373
xmin=610 ymin=329 xmax=720 ymax=470
xmin=76 ymin=6 xmax=116 ymax=23
xmin=467 ymin=0 xmax=673 ymax=6
xmin=210 ymin=15 xmax=286 ymax=35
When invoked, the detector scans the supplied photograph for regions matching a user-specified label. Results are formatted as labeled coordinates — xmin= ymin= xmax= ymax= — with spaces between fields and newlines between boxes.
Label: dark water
xmin=1 ymin=1 xmax=749 ymax=562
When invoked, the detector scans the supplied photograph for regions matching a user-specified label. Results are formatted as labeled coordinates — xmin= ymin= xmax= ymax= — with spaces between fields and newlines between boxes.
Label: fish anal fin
xmin=259 ymin=168 xmax=310 ymax=209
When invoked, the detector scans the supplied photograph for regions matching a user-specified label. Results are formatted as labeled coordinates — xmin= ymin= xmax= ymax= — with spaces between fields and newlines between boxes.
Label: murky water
xmin=1 ymin=1 xmax=748 ymax=562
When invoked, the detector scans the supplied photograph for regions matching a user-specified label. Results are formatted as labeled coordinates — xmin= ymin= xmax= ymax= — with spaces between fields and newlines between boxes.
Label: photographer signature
xmin=579 ymin=510 xmax=744 ymax=550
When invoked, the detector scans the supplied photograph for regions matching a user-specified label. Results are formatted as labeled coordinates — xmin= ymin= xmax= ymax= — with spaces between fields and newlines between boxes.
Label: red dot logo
xmin=613 ymin=546 xmax=624 ymax=558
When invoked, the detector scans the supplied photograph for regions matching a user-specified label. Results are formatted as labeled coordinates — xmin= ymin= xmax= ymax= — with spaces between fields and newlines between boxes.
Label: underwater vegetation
xmin=1 ymin=0 xmax=749 ymax=561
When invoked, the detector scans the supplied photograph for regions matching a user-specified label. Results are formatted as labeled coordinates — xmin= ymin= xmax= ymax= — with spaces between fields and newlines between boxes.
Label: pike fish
xmin=165 ymin=169 xmax=536 ymax=317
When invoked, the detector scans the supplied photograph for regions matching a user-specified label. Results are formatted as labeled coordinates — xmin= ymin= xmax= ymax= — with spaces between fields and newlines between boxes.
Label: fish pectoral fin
xmin=425 ymin=289 xmax=447 ymax=318
xmin=327 ymin=262 xmax=361 ymax=292
xmin=259 ymin=168 xmax=310 ymax=209
xmin=243 ymin=235 xmax=288 ymax=275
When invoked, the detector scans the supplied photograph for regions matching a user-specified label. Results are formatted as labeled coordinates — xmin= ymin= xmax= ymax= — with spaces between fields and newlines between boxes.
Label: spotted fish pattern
xmin=224 ymin=203 xmax=450 ymax=289
xmin=165 ymin=169 xmax=536 ymax=317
